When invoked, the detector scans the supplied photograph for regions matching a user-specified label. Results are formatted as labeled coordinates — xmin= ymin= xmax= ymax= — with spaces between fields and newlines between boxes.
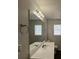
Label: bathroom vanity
xmin=30 ymin=42 xmax=54 ymax=59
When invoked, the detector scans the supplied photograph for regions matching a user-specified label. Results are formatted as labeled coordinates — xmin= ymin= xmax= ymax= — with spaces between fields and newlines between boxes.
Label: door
xmin=18 ymin=0 xmax=29 ymax=59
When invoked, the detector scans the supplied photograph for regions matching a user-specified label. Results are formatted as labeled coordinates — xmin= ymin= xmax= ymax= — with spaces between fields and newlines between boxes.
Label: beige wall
xmin=47 ymin=19 xmax=61 ymax=50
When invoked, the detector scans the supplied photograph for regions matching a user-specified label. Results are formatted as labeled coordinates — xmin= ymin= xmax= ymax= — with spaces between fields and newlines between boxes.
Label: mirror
xmin=29 ymin=9 xmax=46 ymax=57
xmin=29 ymin=0 xmax=48 ymax=58
xmin=29 ymin=10 xmax=45 ymax=43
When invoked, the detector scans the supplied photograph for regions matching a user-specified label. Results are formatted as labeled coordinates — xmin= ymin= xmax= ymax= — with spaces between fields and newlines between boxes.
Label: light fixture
xmin=33 ymin=9 xmax=44 ymax=21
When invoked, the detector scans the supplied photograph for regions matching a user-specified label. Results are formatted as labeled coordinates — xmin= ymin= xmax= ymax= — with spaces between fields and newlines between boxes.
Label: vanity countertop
xmin=30 ymin=42 xmax=44 ymax=56
xmin=30 ymin=42 xmax=54 ymax=59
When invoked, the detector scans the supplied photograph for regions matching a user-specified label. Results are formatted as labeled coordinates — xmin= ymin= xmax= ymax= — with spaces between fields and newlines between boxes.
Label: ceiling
xmin=30 ymin=0 xmax=61 ymax=20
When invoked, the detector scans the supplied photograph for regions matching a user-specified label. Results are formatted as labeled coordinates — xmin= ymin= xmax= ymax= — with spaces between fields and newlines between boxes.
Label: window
xmin=54 ymin=24 xmax=61 ymax=35
xmin=35 ymin=25 xmax=42 ymax=35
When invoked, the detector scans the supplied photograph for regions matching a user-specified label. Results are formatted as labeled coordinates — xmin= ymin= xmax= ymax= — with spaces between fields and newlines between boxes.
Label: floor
xmin=55 ymin=49 xmax=61 ymax=59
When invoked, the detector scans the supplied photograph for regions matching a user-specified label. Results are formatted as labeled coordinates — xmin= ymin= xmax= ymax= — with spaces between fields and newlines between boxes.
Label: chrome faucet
xmin=42 ymin=44 xmax=46 ymax=48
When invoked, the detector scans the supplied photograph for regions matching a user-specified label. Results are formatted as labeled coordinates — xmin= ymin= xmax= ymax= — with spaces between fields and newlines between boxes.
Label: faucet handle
xmin=42 ymin=45 xmax=46 ymax=48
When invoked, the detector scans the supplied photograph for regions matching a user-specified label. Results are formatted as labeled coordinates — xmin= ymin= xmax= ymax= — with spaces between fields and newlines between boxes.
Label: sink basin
xmin=30 ymin=42 xmax=43 ymax=56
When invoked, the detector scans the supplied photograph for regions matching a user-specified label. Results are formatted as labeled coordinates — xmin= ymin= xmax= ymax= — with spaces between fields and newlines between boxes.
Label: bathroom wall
xmin=47 ymin=19 xmax=61 ymax=50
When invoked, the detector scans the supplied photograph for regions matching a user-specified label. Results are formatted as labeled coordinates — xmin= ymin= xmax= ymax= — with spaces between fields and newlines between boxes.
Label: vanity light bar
xmin=39 ymin=11 xmax=44 ymax=18
xmin=33 ymin=9 xmax=44 ymax=20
